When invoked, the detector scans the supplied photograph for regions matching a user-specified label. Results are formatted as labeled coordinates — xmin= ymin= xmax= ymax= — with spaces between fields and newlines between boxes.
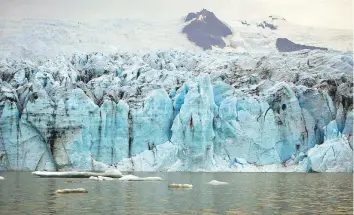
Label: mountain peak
xmin=182 ymin=9 xmax=232 ymax=50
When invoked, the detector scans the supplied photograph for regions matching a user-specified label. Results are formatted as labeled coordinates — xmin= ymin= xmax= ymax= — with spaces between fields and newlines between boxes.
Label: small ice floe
xmin=168 ymin=183 xmax=193 ymax=188
xmin=102 ymin=168 xmax=122 ymax=178
xmin=32 ymin=168 xmax=122 ymax=178
xmin=208 ymin=180 xmax=228 ymax=185
xmin=55 ymin=188 xmax=88 ymax=194
xmin=89 ymin=176 xmax=114 ymax=181
xmin=65 ymin=180 xmax=82 ymax=183
xmin=0 ymin=176 xmax=4 ymax=180
xmin=97 ymin=176 xmax=114 ymax=181
xmin=119 ymin=174 xmax=164 ymax=181
xmin=89 ymin=176 xmax=99 ymax=180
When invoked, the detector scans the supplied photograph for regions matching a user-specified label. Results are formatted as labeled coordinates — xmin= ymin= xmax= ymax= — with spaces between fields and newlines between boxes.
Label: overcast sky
xmin=0 ymin=0 xmax=352 ymax=30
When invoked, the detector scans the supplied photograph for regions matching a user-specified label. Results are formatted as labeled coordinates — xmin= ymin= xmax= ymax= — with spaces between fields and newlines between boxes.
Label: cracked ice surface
xmin=306 ymin=136 xmax=353 ymax=172
xmin=299 ymin=121 xmax=353 ymax=172
xmin=0 ymin=50 xmax=352 ymax=172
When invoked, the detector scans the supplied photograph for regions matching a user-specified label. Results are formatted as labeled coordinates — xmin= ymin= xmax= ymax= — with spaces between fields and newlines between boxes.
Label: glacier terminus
xmin=0 ymin=50 xmax=352 ymax=172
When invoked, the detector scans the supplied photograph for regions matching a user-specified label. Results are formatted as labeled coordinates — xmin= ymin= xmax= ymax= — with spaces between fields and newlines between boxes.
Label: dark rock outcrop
xmin=276 ymin=38 xmax=328 ymax=52
xmin=240 ymin=21 xmax=250 ymax=26
xmin=182 ymin=9 xmax=232 ymax=50
xmin=257 ymin=21 xmax=277 ymax=30
xmin=269 ymin=16 xmax=286 ymax=21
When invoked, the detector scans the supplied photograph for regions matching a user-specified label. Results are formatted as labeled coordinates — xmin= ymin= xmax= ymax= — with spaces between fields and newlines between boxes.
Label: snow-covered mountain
xmin=182 ymin=9 xmax=232 ymax=50
xmin=0 ymin=0 xmax=352 ymax=59
xmin=0 ymin=0 xmax=352 ymax=172
xmin=276 ymin=38 xmax=327 ymax=52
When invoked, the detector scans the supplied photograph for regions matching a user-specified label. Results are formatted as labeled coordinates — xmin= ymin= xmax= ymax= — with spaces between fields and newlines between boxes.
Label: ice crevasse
xmin=0 ymin=50 xmax=352 ymax=172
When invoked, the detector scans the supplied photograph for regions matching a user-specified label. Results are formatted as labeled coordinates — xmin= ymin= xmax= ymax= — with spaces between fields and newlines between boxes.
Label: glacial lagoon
xmin=0 ymin=172 xmax=352 ymax=214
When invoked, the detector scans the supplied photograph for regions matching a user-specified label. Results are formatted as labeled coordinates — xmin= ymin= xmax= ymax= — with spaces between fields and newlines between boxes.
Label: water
xmin=0 ymin=172 xmax=352 ymax=214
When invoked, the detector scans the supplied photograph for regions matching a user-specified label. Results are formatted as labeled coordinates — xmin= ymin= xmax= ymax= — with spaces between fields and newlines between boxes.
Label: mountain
xmin=182 ymin=9 xmax=232 ymax=50
xmin=276 ymin=38 xmax=328 ymax=52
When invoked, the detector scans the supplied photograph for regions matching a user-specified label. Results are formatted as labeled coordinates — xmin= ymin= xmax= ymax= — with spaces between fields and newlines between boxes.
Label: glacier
xmin=0 ymin=50 xmax=352 ymax=172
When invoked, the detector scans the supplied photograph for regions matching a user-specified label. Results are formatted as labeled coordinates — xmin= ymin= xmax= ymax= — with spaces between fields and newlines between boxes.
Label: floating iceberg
xmin=65 ymin=180 xmax=82 ymax=183
xmin=168 ymin=184 xmax=193 ymax=188
xmin=33 ymin=171 xmax=99 ymax=178
xmin=101 ymin=169 xmax=123 ymax=178
xmin=89 ymin=176 xmax=114 ymax=181
xmin=0 ymin=176 xmax=4 ymax=180
xmin=33 ymin=168 xmax=122 ymax=178
xmin=119 ymin=175 xmax=164 ymax=181
xmin=55 ymin=188 xmax=88 ymax=194
xmin=208 ymin=180 xmax=228 ymax=185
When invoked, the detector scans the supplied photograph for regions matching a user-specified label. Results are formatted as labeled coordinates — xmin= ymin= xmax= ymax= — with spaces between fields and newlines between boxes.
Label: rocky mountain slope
xmin=182 ymin=9 xmax=232 ymax=50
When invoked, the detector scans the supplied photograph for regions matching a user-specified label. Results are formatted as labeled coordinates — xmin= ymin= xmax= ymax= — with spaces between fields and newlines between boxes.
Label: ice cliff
xmin=0 ymin=50 xmax=352 ymax=172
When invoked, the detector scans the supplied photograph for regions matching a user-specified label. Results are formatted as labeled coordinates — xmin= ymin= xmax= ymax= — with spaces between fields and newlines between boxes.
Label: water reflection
xmin=0 ymin=172 xmax=352 ymax=214
xmin=46 ymin=178 xmax=57 ymax=214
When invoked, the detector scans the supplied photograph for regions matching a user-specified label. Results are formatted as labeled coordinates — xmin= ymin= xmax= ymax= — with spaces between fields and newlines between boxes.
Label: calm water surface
xmin=0 ymin=172 xmax=352 ymax=214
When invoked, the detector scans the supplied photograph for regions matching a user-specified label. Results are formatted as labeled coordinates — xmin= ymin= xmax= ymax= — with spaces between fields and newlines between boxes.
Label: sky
xmin=0 ymin=0 xmax=352 ymax=30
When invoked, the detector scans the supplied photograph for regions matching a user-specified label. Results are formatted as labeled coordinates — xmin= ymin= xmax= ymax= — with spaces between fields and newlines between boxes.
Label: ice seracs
xmin=171 ymin=74 xmax=216 ymax=170
xmin=299 ymin=121 xmax=353 ymax=172
xmin=306 ymin=137 xmax=353 ymax=172
xmin=0 ymin=50 xmax=352 ymax=172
